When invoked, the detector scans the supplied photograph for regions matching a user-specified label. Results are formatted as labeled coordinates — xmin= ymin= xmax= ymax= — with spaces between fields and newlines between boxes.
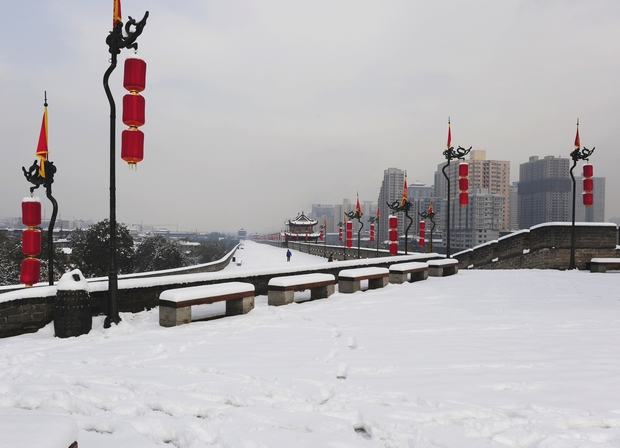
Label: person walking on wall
xmin=286 ymin=249 xmax=292 ymax=262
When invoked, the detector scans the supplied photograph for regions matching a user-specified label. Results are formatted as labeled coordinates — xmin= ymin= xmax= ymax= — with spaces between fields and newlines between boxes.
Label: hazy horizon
xmin=2 ymin=1 xmax=619 ymax=234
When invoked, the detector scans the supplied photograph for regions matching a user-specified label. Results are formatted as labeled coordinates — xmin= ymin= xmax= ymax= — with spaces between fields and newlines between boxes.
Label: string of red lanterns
xmin=459 ymin=162 xmax=469 ymax=207
xmin=389 ymin=215 xmax=398 ymax=255
xmin=583 ymin=163 xmax=593 ymax=207
xmin=369 ymin=223 xmax=375 ymax=242
xmin=121 ymin=57 xmax=147 ymax=168
xmin=20 ymin=197 xmax=42 ymax=287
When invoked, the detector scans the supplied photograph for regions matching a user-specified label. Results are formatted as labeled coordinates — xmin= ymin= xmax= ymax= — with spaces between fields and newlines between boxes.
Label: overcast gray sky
xmin=2 ymin=0 xmax=619 ymax=233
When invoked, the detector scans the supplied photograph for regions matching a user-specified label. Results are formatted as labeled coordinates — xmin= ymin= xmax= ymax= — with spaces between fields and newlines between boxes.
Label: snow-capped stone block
xmin=389 ymin=262 xmax=429 ymax=284
xmin=159 ymin=282 xmax=255 ymax=327
xmin=338 ymin=267 xmax=389 ymax=293
xmin=427 ymin=259 xmax=459 ymax=277
xmin=268 ymin=273 xmax=335 ymax=306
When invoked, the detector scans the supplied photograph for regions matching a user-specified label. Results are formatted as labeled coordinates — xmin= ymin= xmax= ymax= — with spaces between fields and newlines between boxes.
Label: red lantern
xmin=369 ymin=224 xmax=375 ymax=242
xmin=22 ymin=198 xmax=42 ymax=228
xmin=583 ymin=178 xmax=593 ymax=192
xmin=338 ymin=226 xmax=343 ymax=241
xmin=459 ymin=192 xmax=469 ymax=206
xmin=121 ymin=128 xmax=144 ymax=165
xmin=459 ymin=162 xmax=469 ymax=177
xmin=459 ymin=177 xmax=468 ymax=191
xmin=123 ymin=58 xmax=147 ymax=93
xmin=122 ymin=94 xmax=145 ymax=127
xmin=20 ymin=258 xmax=41 ymax=286
xmin=22 ymin=229 xmax=41 ymax=257
xmin=583 ymin=192 xmax=594 ymax=206
xmin=319 ymin=229 xmax=324 ymax=241
xmin=583 ymin=163 xmax=593 ymax=178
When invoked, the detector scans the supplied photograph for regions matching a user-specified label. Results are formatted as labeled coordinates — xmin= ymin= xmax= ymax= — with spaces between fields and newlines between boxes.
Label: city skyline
xmin=2 ymin=1 xmax=619 ymax=234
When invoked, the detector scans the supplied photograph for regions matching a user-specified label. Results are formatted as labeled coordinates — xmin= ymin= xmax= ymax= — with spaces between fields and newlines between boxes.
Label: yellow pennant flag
xmin=35 ymin=105 xmax=48 ymax=178
xmin=113 ymin=0 xmax=122 ymax=27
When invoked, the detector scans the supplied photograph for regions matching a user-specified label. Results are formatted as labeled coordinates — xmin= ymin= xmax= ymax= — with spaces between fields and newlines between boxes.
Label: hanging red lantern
xmin=20 ymin=257 xmax=41 ymax=287
xmin=319 ymin=229 xmax=324 ymax=241
xmin=389 ymin=215 xmax=398 ymax=255
xmin=338 ymin=226 xmax=343 ymax=241
xmin=122 ymin=94 xmax=145 ymax=127
xmin=459 ymin=192 xmax=469 ymax=206
xmin=121 ymin=128 xmax=144 ymax=166
xmin=459 ymin=163 xmax=468 ymax=177
xmin=123 ymin=58 xmax=147 ymax=93
xmin=369 ymin=224 xmax=375 ymax=242
xmin=419 ymin=220 xmax=425 ymax=247
xmin=459 ymin=177 xmax=468 ymax=191
xmin=122 ymin=57 xmax=147 ymax=167
xmin=305 ymin=232 xmax=308 ymax=241
xmin=22 ymin=198 xmax=42 ymax=228
xmin=22 ymin=229 xmax=42 ymax=257
xmin=459 ymin=162 xmax=469 ymax=207
xmin=582 ymin=163 xmax=594 ymax=207
xmin=346 ymin=221 xmax=353 ymax=248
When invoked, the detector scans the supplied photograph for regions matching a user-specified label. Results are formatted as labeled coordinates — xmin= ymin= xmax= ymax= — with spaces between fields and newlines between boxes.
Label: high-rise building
xmin=450 ymin=188 xmax=504 ymax=249
xmin=377 ymin=168 xmax=406 ymax=243
xmin=518 ymin=156 xmax=571 ymax=229
xmin=435 ymin=150 xmax=510 ymax=231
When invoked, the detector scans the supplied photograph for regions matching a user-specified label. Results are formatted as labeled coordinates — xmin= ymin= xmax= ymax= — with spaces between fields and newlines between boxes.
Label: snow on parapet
xmin=530 ymin=221 xmax=618 ymax=229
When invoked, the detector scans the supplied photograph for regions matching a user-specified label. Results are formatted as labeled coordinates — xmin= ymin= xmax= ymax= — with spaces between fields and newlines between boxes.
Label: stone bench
xmin=427 ymin=259 xmax=459 ymax=277
xmin=389 ymin=262 xmax=429 ymax=284
xmin=159 ymin=282 xmax=255 ymax=327
xmin=268 ymin=273 xmax=335 ymax=306
xmin=590 ymin=258 xmax=620 ymax=273
xmin=338 ymin=267 xmax=389 ymax=293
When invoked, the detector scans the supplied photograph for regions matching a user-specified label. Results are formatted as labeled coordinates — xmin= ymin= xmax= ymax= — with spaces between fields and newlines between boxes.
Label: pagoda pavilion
xmin=284 ymin=212 xmax=319 ymax=244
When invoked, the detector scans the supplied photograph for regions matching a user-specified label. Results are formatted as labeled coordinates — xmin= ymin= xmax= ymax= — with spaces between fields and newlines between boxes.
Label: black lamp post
xmin=442 ymin=120 xmax=471 ymax=258
xmin=319 ymin=224 xmax=327 ymax=258
xmin=386 ymin=200 xmax=413 ymax=255
xmin=22 ymin=93 xmax=58 ymax=286
xmin=368 ymin=215 xmax=379 ymax=257
xmin=569 ymin=119 xmax=595 ymax=270
xmin=419 ymin=206 xmax=436 ymax=253
xmin=103 ymin=10 xmax=148 ymax=328
xmin=345 ymin=209 xmax=364 ymax=259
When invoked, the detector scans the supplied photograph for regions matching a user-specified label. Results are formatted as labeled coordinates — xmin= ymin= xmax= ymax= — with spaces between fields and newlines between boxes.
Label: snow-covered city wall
xmin=454 ymin=222 xmax=619 ymax=269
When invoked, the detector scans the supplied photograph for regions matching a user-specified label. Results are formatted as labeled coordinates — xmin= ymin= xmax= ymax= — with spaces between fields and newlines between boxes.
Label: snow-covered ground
xmin=1 ymin=240 xmax=620 ymax=447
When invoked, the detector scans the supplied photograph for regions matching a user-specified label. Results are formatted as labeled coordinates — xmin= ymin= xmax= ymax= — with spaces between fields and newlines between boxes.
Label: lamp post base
xmin=103 ymin=315 xmax=121 ymax=328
